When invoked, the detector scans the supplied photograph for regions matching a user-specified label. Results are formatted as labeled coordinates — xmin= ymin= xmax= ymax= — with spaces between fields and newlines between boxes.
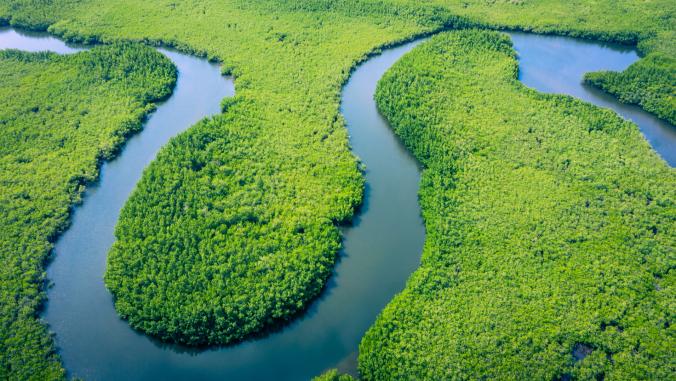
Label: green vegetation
xmin=313 ymin=369 xmax=357 ymax=381
xmin=0 ymin=0 xmax=673 ymax=378
xmin=428 ymin=0 xmax=674 ymax=43
xmin=360 ymin=30 xmax=675 ymax=380
xmin=429 ymin=0 xmax=676 ymax=125
xmin=104 ymin=104 xmax=364 ymax=345
xmin=0 ymin=45 xmax=175 ymax=379
xmin=2 ymin=0 xmax=467 ymax=348
xmin=99 ymin=3 xmax=471 ymax=347
xmin=585 ymin=52 xmax=676 ymax=125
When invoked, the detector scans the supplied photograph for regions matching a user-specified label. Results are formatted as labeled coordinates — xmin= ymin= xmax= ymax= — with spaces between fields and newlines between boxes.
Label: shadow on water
xmin=1 ymin=25 xmax=672 ymax=381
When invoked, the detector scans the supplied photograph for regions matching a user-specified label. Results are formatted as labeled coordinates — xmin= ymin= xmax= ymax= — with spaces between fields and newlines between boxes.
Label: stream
xmin=0 ymin=26 xmax=672 ymax=381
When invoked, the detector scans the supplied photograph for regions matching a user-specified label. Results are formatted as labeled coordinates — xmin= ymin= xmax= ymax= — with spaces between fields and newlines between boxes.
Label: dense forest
xmin=0 ymin=0 xmax=673 ymax=379
xmin=360 ymin=30 xmax=674 ymax=380
xmin=0 ymin=45 xmax=175 ymax=379
xmin=433 ymin=0 xmax=676 ymax=127
xmin=585 ymin=53 xmax=676 ymax=125
xmin=314 ymin=369 xmax=357 ymax=381
xmin=101 ymin=6 xmax=419 ymax=346
xmin=101 ymin=2 xmax=471 ymax=347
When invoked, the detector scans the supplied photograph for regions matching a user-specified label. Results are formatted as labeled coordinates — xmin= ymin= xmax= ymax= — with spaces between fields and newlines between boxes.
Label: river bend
xmin=0 ymin=26 xmax=673 ymax=381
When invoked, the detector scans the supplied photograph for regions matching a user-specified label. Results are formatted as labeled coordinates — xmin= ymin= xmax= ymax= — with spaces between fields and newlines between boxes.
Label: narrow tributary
xmin=0 ymin=26 xmax=672 ymax=381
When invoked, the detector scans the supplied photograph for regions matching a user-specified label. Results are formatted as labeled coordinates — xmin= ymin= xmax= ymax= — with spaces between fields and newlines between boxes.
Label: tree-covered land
xmin=0 ymin=45 xmax=175 ymax=379
xmin=313 ymin=369 xmax=357 ymax=381
xmin=424 ymin=0 xmax=676 ymax=126
xmin=83 ymin=2 xmax=453 ymax=347
xmin=585 ymin=52 xmax=676 ymax=125
xmin=360 ymin=30 xmax=675 ymax=380
xmin=0 ymin=0 xmax=464 ymax=372
xmin=0 ymin=0 xmax=673 ymax=378
xmin=2 ymin=0 xmax=473 ymax=348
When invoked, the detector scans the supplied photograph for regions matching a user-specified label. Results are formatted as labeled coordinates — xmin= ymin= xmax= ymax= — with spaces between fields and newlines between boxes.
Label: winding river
xmin=0 ymin=26 xmax=673 ymax=381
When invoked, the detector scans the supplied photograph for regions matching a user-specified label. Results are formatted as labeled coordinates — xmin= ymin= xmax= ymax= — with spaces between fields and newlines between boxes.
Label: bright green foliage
xmin=104 ymin=105 xmax=363 ymax=345
xmin=585 ymin=53 xmax=676 ymax=125
xmin=0 ymin=0 xmax=674 ymax=376
xmin=313 ymin=369 xmax=357 ymax=381
xmin=0 ymin=45 xmax=175 ymax=379
xmin=423 ymin=0 xmax=676 ymax=124
xmin=360 ymin=30 xmax=675 ymax=380
xmin=56 ymin=1 xmax=454 ymax=346
xmin=5 ymin=0 xmax=469 ymax=347
xmin=426 ymin=0 xmax=674 ymax=43
xmin=0 ymin=0 xmax=461 ymax=358
xmin=0 ymin=0 xmax=85 ymax=30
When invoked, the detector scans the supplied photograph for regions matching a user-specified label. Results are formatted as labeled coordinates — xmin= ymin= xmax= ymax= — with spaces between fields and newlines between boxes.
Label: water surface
xmin=0 ymin=27 xmax=85 ymax=53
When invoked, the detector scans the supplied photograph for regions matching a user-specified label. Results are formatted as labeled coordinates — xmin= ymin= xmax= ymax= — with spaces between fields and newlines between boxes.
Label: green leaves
xmin=360 ymin=30 xmax=675 ymax=380
xmin=0 ymin=0 xmax=673 ymax=378
xmin=105 ymin=85 xmax=362 ymax=346
xmin=585 ymin=52 xmax=676 ymax=125
xmin=0 ymin=44 xmax=175 ymax=380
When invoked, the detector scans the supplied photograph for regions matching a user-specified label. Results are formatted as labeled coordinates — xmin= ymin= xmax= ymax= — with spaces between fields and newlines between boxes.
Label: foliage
xmin=0 ymin=0 xmax=448 ymax=362
xmin=0 ymin=45 xmax=175 ymax=380
xmin=426 ymin=0 xmax=675 ymax=44
xmin=585 ymin=52 xmax=676 ymax=125
xmin=0 ymin=0 xmax=87 ymax=30
xmin=360 ymin=30 xmax=675 ymax=380
xmin=423 ymin=0 xmax=676 ymax=125
xmin=313 ymin=369 xmax=357 ymax=381
xmin=83 ymin=1 xmax=438 ymax=347
xmin=9 ymin=0 xmax=467 ymax=348
xmin=0 ymin=0 xmax=673 ymax=377
xmin=100 ymin=1 xmax=462 ymax=348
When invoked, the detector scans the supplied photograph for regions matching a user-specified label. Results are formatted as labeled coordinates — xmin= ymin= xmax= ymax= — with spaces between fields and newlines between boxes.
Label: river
xmin=510 ymin=32 xmax=674 ymax=166
xmin=0 ymin=26 xmax=672 ymax=380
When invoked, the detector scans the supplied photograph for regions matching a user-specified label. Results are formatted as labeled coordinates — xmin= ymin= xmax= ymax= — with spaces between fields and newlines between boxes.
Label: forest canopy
xmin=360 ymin=29 xmax=675 ymax=380
xmin=0 ymin=0 xmax=673 ymax=379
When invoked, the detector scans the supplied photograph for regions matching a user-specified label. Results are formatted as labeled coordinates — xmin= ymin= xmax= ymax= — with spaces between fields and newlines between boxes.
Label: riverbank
xmin=361 ymin=29 xmax=674 ymax=380
xmin=0 ymin=35 xmax=177 ymax=380
xmin=0 ymin=1 xmax=673 ymax=379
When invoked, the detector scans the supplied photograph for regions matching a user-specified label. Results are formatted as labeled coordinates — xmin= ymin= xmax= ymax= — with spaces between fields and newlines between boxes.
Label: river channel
xmin=0 ymin=26 xmax=672 ymax=380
